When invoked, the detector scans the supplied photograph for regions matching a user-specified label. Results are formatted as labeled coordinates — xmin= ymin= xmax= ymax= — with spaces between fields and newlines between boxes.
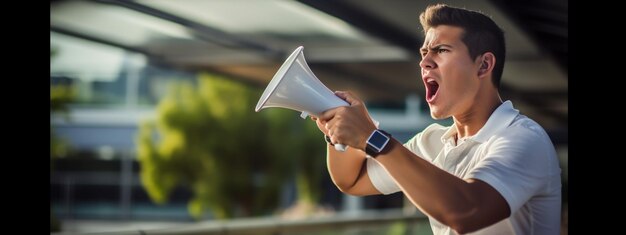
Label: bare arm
xmin=319 ymin=91 xmax=510 ymax=234
xmin=326 ymin=143 xmax=386 ymax=195
xmin=313 ymin=115 xmax=381 ymax=195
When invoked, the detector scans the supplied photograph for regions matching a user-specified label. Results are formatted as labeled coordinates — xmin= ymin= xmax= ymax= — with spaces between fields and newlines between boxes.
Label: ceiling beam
xmin=297 ymin=0 xmax=421 ymax=53
xmin=51 ymin=25 xmax=155 ymax=58
xmin=489 ymin=0 xmax=568 ymax=71
xmin=312 ymin=63 xmax=417 ymax=95
xmin=93 ymin=0 xmax=285 ymax=60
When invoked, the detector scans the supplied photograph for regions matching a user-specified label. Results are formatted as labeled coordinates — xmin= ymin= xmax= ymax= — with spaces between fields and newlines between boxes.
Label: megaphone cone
xmin=255 ymin=46 xmax=349 ymax=151
xmin=255 ymin=46 xmax=349 ymax=117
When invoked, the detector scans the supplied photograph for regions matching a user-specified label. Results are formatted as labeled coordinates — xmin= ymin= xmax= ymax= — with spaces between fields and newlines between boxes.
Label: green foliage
xmin=50 ymin=84 xmax=76 ymax=159
xmin=137 ymin=72 xmax=327 ymax=220
xmin=387 ymin=221 xmax=408 ymax=235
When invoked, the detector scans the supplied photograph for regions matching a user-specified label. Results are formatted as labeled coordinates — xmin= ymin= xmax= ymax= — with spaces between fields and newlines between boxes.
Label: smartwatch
xmin=365 ymin=129 xmax=392 ymax=157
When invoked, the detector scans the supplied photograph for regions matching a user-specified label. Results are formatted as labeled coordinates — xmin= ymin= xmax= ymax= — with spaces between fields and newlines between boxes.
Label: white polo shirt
xmin=367 ymin=101 xmax=561 ymax=235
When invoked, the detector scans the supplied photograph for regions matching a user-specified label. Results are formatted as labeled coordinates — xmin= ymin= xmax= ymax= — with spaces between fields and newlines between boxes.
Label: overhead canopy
xmin=51 ymin=0 xmax=567 ymax=137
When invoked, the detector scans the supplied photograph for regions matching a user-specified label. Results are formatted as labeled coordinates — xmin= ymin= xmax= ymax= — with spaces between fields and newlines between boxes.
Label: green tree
xmin=137 ymin=72 xmax=328 ymax=219
xmin=265 ymin=105 xmax=327 ymax=215
xmin=50 ymin=84 xmax=75 ymax=159
xmin=50 ymin=46 xmax=75 ymax=160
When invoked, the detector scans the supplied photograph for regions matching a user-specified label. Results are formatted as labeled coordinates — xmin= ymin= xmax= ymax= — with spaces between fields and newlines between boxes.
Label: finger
xmin=324 ymin=115 xmax=337 ymax=132
xmin=335 ymin=91 xmax=360 ymax=106
xmin=317 ymin=119 xmax=326 ymax=127
xmin=315 ymin=120 xmax=330 ymax=136
xmin=325 ymin=115 xmax=338 ymax=129
xmin=334 ymin=91 xmax=348 ymax=101
xmin=319 ymin=108 xmax=337 ymax=121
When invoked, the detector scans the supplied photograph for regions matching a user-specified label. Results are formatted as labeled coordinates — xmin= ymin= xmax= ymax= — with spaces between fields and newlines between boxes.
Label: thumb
xmin=335 ymin=91 xmax=361 ymax=106
xmin=319 ymin=108 xmax=336 ymax=121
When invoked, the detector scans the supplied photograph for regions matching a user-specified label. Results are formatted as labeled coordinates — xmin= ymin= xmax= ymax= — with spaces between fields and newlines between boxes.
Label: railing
xmin=52 ymin=209 xmax=431 ymax=235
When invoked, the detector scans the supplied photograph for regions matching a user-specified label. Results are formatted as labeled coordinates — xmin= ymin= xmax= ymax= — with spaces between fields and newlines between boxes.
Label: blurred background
xmin=50 ymin=0 xmax=567 ymax=234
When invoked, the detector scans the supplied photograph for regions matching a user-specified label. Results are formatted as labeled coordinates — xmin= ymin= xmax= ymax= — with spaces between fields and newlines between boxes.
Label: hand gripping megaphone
xmin=255 ymin=46 xmax=349 ymax=152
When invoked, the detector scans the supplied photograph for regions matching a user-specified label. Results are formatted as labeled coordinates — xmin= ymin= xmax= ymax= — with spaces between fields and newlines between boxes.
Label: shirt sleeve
xmin=366 ymin=157 xmax=401 ymax=194
xmin=466 ymin=125 xmax=557 ymax=214
xmin=366 ymin=124 xmax=444 ymax=195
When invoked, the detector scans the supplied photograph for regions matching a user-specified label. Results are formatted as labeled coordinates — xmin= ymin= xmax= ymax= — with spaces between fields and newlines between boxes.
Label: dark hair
xmin=419 ymin=4 xmax=506 ymax=88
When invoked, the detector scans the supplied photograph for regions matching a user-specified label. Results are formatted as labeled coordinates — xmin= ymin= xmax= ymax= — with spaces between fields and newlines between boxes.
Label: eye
xmin=436 ymin=48 xmax=450 ymax=53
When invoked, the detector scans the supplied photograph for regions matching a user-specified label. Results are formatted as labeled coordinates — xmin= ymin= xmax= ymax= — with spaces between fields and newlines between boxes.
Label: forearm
xmin=374 ymin=140 xmax=479 ymax=227
xmin=326 ymin=144 xmax=367 ymax=192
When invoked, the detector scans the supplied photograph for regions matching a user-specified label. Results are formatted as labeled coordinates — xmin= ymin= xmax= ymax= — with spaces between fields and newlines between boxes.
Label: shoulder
xmin=483 ymin=115 xmax=559 ymax=175
xmin=493 ymin=115 xmax=553 ymax=148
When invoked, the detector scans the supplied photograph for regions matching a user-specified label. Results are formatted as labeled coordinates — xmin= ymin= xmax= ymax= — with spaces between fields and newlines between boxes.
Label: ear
xmin=477 ymin=52 xmax=495 ymax=78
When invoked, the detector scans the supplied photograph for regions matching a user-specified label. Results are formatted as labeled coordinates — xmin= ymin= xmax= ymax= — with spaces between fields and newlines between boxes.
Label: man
xmin=312 ymin=4 xmax=561 ymax=235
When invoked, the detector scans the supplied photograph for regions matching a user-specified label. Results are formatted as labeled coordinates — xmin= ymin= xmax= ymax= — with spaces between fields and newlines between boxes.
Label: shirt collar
xmin=440 ymin=100 xmax=519 ymax=144
xmin=440 ymin=124 xmax=458 ymax=144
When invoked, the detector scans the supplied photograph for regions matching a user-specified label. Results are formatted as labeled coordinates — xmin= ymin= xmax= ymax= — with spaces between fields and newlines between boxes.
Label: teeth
xmin=426 ymin=78 xmax=437 ymax=84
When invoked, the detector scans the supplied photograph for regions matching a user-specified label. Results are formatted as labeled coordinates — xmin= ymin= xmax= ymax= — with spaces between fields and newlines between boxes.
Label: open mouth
xmin=425 ymin=78 xmax=439 ymax=103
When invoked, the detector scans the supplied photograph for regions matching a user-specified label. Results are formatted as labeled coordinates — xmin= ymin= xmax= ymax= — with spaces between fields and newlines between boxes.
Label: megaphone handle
xmin=335 ymin=144 xmax=347 ymax=152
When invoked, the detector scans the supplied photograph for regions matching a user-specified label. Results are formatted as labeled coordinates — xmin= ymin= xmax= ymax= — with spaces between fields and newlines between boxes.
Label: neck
xmin=453 ymin=89 xmax=502 ymax=139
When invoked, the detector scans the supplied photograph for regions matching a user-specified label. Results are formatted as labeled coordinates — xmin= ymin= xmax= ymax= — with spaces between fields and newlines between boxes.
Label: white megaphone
xmin=255 ymin=46 xmax=349 ymax=152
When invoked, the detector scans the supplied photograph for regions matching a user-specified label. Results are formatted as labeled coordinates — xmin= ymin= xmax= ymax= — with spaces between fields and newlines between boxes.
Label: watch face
xmin=368 ymin=130 xmax=390 ymax=151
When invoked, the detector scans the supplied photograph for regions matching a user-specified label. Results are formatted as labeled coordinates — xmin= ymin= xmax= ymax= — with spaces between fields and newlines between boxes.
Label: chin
xmin=429 ymin=107 xmax=449 ymax=120
xmin=430 ymin=113 xmax=447 ymax=120
xmin=429 ymin=110 xmax=444 ymax=120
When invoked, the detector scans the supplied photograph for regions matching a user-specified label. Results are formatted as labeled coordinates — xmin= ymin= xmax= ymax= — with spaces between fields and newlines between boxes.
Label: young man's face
xmin=420 ymin=25 xmax=482 ymax=119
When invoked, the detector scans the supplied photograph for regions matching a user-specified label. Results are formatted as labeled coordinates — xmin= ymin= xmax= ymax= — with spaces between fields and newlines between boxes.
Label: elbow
xmin=441 ymin=217 xmax=471 ymax=235
xmin=337 ymin=186 xmax=353 ymax=194
xmin=337 ymin=187 xmax=362 ymax=196
xmin=439 ymin=211 xmax=479 ymax=234
xmin=443 ymin=213 xmax=500 ymax=235
xmin=333 ymin=179 xmax=361 ymax=196
xmin=449 ymin=222 xmax=472 ymax=235
xmin=334 ymin=181 xmax=355 ymax=194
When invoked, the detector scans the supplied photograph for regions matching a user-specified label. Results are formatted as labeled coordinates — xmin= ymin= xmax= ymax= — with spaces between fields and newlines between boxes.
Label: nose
xmin=419 ymin=53 xmax=436 ymax=71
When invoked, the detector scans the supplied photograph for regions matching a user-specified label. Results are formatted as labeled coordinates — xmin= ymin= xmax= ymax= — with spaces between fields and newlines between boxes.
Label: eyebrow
xmin=420 ymin=44 xmax=453 ymax=53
